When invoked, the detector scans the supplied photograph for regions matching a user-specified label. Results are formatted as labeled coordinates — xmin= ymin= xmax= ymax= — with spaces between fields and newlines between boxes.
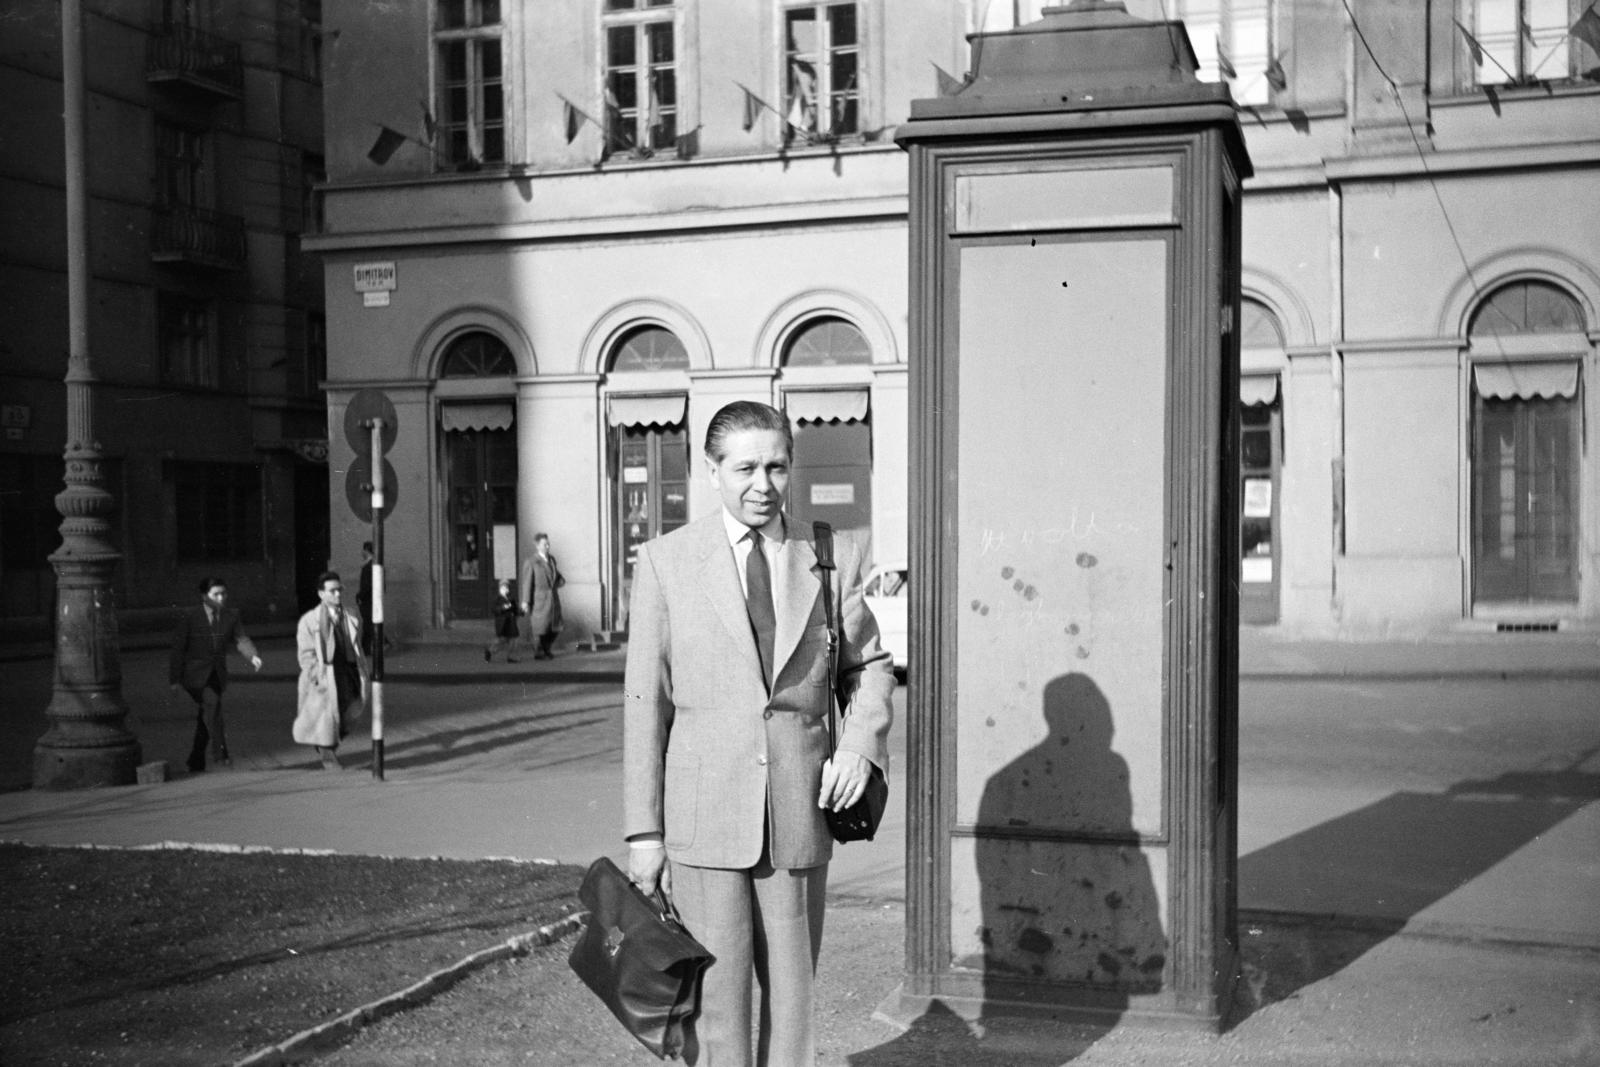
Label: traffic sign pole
xmin=369 ymin=417 xmax=386 ymax=781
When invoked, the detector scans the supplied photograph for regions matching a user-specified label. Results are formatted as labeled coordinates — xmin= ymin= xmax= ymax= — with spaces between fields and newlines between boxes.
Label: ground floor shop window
xmin=787 ymin=415 xmax=872 ymax=537
xmin=611 ymin=423 xmax=688 ymax=632
xmin=445 ymin=424 xmax=516 ymax=619
xmin=1472 ymin=381 xmax=1580 ymax=603
xmin=1239 ymin=379 xmax=1281 ymax=625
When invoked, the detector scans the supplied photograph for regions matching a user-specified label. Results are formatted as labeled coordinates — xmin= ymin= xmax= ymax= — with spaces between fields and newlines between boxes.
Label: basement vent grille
xmin=1496 ymin=622 xmax=1559 ymax=633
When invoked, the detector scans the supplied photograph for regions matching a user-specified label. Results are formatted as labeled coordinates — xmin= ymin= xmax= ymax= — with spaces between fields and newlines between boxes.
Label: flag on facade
xmin=419 ymin=101 xmax=437 ymax=141
xmin=1265 ymin=56 xmax=1287 ymax=92
xmin=1572 ymin=5 xmax=1600 ymax=54
xmin=1519 ymin=16 xmax=1537 ymax=46
xmin=932 ymin=62 xmax=962 ymax=96
xmin=1454 ymin=19 xmax=1485 ymax=65
xmin=675 ymin=125 xmax=700 ymax=159
xmin=1215 ymin=36 xmax=1237 ymax=78
xmin=366 ymin=125 xmax=405 ymax=165
xmin=647 ymin=71 xmax=663 ymax=140
xmin=744 ymin=85 xmax=762 ymax=131
xmin=564 ymin=99 xmax=581 ymax=143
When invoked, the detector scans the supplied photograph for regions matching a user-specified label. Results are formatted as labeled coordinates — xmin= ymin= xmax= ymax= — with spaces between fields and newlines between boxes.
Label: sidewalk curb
xmin=230 ymin=911 xmax=589 ymax=1067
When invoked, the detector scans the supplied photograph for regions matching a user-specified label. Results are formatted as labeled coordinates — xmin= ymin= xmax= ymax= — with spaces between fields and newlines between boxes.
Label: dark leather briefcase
xmin=568 ymin=856 xmax=715 ymax=1061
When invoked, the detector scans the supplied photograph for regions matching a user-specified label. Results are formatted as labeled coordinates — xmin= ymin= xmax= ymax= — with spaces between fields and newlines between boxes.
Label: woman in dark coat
xmin=518 ymin=533 xmax=565 ymax=659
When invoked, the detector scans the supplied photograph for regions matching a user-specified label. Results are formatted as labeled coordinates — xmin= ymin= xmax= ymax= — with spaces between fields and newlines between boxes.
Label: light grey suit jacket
xmin=623 ymin=512 xmax=895 ymax=870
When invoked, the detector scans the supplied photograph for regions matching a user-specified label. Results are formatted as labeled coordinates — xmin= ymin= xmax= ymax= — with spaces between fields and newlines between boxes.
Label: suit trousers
xmin=183 ymin=671 xmax=226 ymax=769
xmin=670 ymin=855 xmax=827 ymax=1067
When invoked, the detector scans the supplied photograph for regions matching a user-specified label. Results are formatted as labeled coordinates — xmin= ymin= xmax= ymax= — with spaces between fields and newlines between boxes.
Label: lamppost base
xmin=33 ymin=739 xmax=142 ymax=790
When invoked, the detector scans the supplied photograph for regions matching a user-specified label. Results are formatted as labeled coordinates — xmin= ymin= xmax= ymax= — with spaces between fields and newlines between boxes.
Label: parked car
xmin=862 ymin=562 xmax=908 ymax=671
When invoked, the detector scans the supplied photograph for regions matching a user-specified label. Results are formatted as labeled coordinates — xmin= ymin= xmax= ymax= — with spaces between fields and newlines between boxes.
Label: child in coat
xmin=484 ymin=579 xmax=521 ymax=663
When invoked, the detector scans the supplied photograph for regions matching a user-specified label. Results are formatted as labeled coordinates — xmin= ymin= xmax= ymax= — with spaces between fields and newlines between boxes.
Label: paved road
xmin=3 ymin=636 xmax=1595 ymax=947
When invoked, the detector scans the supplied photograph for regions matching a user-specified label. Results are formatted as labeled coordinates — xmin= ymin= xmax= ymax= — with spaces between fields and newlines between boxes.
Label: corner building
xmin=313 ymin=0 xmax=1600 ymax=641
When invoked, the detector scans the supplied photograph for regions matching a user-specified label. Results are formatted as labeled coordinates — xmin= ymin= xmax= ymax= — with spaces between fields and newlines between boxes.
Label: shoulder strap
xmin=813 ymin=522 xmax=841 ymax=754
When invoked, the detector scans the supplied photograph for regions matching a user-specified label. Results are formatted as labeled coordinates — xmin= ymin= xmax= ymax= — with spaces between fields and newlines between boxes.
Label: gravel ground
xmin=0 ymin=843 xmax=584 ymax=1067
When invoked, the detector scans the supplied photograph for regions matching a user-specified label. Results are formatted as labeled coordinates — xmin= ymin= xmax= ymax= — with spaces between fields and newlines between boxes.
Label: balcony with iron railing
xmin=146 ymin=22 xmax=243 ymax=99
xmin=151 ymin=205 xmax=247 ymax=270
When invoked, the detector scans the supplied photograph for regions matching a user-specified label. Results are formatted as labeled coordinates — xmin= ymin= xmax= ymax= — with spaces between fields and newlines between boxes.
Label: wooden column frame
xmin=896 ymin=106 xmax=1249 ymax=1030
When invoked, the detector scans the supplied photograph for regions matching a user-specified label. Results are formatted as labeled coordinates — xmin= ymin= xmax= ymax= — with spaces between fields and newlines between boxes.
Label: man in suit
xmin=294 ymin=571 xmax=369 ymax=770
xmin=624 ymin=400 xmax=894 ymax=1066
xmin=518 ymin=532 xmax=565 ymax=659
xmin=169 ymin=577 xmax=263 ymax=773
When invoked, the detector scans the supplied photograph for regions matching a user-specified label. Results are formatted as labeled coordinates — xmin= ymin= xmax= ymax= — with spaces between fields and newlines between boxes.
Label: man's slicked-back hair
xmin=704 ymin=400 xmax=792 ymax=462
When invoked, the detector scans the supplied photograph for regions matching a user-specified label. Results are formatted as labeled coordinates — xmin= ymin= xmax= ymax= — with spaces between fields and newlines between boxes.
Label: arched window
xmin=1468 ymin=279 xmax=1584 ymax=606
xmin=1240 ymin=298 xmax=1285 ymax=349
xmin=439 ymin=331 xmax=516 ymax=377
xmin=783 ymin=317 xmax=871 ymax=367
xmin=1469 ymin=280 xmax=1585 ymax=337
xmin=609 ymin=326 xmax=689 ymax=372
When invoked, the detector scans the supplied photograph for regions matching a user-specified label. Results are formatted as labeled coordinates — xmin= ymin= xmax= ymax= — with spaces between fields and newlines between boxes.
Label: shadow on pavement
xmin=847 ymin=1000 xmax=1105 ymax=1066
xmin=375 ymin=712 xmax=608 ymax=772
xmin=1230 ymin=750 xmax=1600 ymax=1027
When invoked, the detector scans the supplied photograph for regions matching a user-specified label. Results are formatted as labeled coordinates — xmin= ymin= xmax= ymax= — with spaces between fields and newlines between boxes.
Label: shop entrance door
xmin=446 ymin=426 xmax=517 ymax=619
xmin=612 ymin=424 xmax=688 ymax=633
xmin=1473 ymin=394 xmax=1579 ymax=603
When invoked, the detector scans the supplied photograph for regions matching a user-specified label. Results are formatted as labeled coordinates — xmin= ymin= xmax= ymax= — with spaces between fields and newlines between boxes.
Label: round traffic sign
xmin=345 ymin=389 xmax=398 ymax=458
xmin=345 ymin=456 xmax=398 ymax=522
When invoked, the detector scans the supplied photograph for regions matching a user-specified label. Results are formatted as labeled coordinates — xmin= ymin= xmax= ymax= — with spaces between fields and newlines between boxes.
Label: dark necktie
xmin=743 ymin=530 xmax=776 ymax=690
xmin=332 ymin=608 xmax=351 ymax=661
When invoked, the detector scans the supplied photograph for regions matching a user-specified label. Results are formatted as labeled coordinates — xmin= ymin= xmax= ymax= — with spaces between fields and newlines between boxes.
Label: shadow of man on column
xmin=851 ymin=672 xmax=1166 ymax=1065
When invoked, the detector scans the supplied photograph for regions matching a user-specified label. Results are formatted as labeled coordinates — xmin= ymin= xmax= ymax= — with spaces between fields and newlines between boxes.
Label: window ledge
xmin=1433 ymin=79 xmax=1600 ymax=110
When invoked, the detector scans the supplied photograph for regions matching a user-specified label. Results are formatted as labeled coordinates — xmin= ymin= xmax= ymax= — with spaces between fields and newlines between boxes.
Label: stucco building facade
xmin=311 ymin=0 xmax=1600 ymax=643
xmin=0 ymin=0 xmax=328 ymax=630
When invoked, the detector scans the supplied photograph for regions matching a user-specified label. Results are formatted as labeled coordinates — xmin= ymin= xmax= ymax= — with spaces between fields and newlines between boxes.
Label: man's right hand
xmin=627 ymin=843 xmax=668 ymax=898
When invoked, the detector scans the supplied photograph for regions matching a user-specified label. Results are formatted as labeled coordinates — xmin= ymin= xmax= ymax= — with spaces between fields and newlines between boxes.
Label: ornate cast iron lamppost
xmin=34 ymin=0 xmax=142 ymax=789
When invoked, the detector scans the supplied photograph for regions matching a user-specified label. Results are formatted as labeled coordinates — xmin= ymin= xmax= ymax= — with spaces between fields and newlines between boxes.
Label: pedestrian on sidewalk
xmin=293 ymin=571 xmax=369 ymax=770
xmin=169 ymin=577 xmax=263 ymax=773
xmin=519 ymin=532 xmax=565 ymax=660
xmin=624 ymin=400 xmax=895 ymax=1067
xmin=485 ymin=578 xmax=521 ymax=663
xmin=357 ymin=540 xmax=375 ymax=657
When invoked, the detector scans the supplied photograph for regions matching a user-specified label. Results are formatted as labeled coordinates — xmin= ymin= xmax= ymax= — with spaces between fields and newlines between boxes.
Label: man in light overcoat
xmin=624 ymin=400 xmax=894 ymax=1066
xmin=294 ymin=571 xmax=369 ymax=770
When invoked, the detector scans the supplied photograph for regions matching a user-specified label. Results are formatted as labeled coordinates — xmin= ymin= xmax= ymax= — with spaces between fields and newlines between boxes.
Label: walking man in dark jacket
xmin=169 ymin=577 xmax=262 ymax=772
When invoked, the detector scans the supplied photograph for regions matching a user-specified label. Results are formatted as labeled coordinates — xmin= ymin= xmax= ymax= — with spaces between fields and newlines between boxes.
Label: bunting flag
xmin=1519 ymin=16 xmax=1537 ymax=46
xmin=419 ymin=100 xmax=437 ymax=141
xmin=1455 ymin=19 xmax=1485 ymax=66
xmin=1215 ymin=36 xmax=1237 ymax=78
xmin=1265 ymin=56 xmax=1287 ymax=92
xmin=366 ymin=125 xmax=406 ymax=165
xmin=647 ymin=71 xmax=663 ymax=140
xmin=603 ymin=85 xmax=631 ymax=154
xmin=556 ymin=94 xmax=604 ymax=147
xmin=675 ymin=125 xmax=701 ymax=160
xmin=932 ymin=61 xmax=963 ymax=96
xmin=1572 ymin=5 xmax=1600 ymax=54
xmin=741 ymin=84 xmax=760 ymax=131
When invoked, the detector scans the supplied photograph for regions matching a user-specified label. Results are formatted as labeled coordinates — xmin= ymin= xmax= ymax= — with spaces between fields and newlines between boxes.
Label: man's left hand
xmin=818 ymin=750 xmax=871 ymax=811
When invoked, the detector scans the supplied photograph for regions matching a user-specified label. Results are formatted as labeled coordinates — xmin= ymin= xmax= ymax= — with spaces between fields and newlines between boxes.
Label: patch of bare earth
xmin=0 ymin=844 xmax=583 ymax=1066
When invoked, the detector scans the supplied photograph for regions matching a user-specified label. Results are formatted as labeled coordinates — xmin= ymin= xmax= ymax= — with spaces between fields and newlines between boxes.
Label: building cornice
xmin=304 ymin=195 xmax=910 ymax=253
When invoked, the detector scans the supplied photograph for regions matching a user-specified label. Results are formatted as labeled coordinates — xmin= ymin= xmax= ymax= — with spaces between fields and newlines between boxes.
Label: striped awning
xmin=784 ymin=389 xmax=869 ymax=425
xmin=1473 ymin=362 xmax=1579 ymax=401
xmin=1240 ymin=375 xmax=1279 ymax=407
xmin=440 ymin=402 xmax=514 ymax=432
xmin=608 ymin=394 xmax=686 ymax=428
